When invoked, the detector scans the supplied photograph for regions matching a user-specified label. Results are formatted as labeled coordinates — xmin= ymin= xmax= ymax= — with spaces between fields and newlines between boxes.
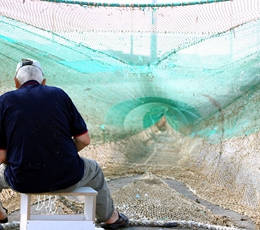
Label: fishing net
xmin=0 ymin=0 xmax=260 ymax=228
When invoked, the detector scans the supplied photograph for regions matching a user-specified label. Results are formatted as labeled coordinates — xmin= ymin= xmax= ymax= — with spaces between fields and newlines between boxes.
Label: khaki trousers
xmin=0 ymin=158 xmax=114 ymax=222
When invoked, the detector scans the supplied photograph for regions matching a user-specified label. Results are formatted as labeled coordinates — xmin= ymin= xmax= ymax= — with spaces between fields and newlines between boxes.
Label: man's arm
xmin=0 ymin=149 xmax=7 ymax=164
xmin=73 ymin=132 xmax=90 ymax=152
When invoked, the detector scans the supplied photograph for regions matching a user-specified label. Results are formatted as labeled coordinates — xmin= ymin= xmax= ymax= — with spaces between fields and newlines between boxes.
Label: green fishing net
xmin=1 ymin=0 xmax=260 ymax=226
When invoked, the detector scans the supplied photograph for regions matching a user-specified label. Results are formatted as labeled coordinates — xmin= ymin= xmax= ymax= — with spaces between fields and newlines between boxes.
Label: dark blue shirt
xmin=0 ymin=80 xmax=87 ymax=193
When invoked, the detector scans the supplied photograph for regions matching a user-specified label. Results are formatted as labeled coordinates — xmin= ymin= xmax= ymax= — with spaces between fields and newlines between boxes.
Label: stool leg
xmin=84 ymin=196 xmax=96 ymax=221
xmin=20 ymin=194 xmax=31 ymax=230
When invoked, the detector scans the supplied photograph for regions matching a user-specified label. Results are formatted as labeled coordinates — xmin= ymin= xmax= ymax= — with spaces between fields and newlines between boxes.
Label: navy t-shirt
xmin=0 ymin=80 xmax=87 ymax=193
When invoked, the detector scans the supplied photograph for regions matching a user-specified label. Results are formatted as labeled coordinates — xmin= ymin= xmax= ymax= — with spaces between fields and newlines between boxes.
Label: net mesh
xmin=1 ymin=0 xmax=260 ymax=227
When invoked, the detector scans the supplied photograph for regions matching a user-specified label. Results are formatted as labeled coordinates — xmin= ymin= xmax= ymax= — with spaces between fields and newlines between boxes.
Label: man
xmin=0 ymin=58 xmax=128 ymax=229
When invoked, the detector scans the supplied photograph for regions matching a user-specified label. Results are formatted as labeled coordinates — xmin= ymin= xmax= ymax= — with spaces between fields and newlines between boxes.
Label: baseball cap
xmin=15 ymin=58 xmax=44 ymax=76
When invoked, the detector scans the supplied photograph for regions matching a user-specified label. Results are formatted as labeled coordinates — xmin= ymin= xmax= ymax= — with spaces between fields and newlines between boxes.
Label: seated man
xmin=0 ymin=58 xmax=128 ymax=229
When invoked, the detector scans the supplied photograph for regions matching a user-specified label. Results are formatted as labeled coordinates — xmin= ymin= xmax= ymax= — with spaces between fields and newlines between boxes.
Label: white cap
xmin=15 ymin=58 xmax=44 ymax=76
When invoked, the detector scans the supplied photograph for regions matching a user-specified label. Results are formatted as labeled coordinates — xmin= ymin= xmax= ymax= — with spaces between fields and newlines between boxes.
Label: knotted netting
xmin=0 ymin=0 xmax=260 ymax=228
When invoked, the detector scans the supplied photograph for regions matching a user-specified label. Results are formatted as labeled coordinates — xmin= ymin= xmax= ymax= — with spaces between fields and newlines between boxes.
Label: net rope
xmin=0 ymin=0 xmax=260 ymax=228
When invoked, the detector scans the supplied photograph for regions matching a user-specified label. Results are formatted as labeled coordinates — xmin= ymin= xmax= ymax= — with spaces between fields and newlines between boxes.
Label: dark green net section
xmin=0 ymin=0 xmax=260 ymax=143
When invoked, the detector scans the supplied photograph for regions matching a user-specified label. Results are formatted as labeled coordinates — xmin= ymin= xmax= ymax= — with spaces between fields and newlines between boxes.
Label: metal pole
xmin=130 ymin=0 xmax=134 ymax=56
xmin=150 ymin=0 xmax=157 ymax=65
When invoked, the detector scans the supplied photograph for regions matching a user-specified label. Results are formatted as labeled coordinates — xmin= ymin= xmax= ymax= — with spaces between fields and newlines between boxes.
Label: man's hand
xmin=0 ymin=149 xmax=7 ymax=164
xmin=73 ymin=132 xmax=90 ymax=152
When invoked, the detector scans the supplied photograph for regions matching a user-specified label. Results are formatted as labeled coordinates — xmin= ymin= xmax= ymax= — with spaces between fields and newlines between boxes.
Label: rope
xmin=40 ymin=0 xmax=232 ymax=8
xmin=128 ymin=219 xmax=239 ymax=229
xmin=0 ymin=219 xmax=239 ymax=230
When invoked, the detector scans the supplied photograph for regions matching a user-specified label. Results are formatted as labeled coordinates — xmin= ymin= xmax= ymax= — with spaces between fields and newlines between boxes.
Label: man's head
xmin=15 ymin=58 xmax=46 ymax=88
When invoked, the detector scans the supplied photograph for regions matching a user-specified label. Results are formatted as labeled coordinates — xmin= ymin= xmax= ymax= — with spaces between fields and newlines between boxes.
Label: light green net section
xmin=1 ymin=0 xmax=260 ymax=226
xmin=1 ymin=0 xmax=259 ymax=142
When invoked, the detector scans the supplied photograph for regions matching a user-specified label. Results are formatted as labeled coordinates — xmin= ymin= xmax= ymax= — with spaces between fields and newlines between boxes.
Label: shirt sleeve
xmin=66 ymin=96 xmax=88 ymax=137
xmin=0 ymin=98 xmax=7 ymax=149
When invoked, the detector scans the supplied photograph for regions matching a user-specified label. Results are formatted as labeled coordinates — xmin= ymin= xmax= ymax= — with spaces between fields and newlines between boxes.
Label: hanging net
xmin=0 ymin=0 xmax=260 ymax=228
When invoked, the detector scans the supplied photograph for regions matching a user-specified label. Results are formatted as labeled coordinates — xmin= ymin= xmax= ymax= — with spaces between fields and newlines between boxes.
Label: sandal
xmin=100 ymin=212 xmax=129 ymax=229
xmin=0 ymin=203 xmax=8 ymax=224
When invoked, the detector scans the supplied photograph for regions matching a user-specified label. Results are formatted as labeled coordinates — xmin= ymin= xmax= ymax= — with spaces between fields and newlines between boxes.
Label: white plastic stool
xmin=20 ymin=187 xmax=98 ymax=230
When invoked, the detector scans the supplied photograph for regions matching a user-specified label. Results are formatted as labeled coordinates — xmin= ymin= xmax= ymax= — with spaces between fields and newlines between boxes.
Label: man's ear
xmin=14 ymin=77 xmax=21 ymax=89
xmin=41 ymin=78 xmax=46 ymax=86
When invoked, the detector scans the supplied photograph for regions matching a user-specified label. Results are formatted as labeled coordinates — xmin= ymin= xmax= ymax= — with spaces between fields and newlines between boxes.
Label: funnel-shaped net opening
xmin=1 ymin=0 xmax=260 ymax=227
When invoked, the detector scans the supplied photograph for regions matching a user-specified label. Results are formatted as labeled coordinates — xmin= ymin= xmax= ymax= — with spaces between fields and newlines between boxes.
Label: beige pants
xmin=0 ymin=158 xmax=114 ymax=222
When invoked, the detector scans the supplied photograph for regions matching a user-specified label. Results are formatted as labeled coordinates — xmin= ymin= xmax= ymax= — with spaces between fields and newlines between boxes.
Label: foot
xmin=105 ymin=209 xmax=119 ymax=224
xmin=100 ymin=210 xmax=129 ymax=229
